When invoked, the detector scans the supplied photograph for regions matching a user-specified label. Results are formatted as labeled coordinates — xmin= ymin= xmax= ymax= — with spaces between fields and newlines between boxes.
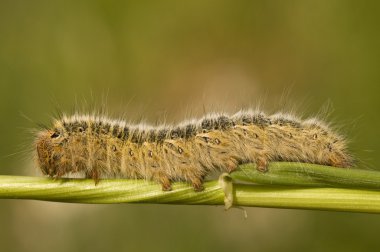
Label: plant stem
xmin=0 ymin=162 xmax=380 ymax=213
xmin=232 ymin=162 xmax=380 ymax=189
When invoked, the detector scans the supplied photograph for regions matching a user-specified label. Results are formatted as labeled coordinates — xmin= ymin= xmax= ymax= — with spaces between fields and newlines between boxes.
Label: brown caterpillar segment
xmin=35 ymin=111 xmax=354 ymax=191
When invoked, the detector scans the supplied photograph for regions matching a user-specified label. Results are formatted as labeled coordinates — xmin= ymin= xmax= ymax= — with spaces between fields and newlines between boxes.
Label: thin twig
xmin=0 ymin=162 xmax=380 ymax=213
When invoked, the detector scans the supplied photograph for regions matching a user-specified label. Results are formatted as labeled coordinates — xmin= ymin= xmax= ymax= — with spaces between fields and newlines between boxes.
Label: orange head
xmin=35 ymin=129 xmax=67 ymax=177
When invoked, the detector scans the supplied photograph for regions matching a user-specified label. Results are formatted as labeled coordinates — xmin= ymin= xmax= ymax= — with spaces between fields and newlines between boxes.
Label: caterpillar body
xmin=35 ymin=111 xmax=353 ymax=191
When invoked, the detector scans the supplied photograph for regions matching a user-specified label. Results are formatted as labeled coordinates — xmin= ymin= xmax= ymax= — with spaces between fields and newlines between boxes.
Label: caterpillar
xmin=35 ymin=110 xmax=353 ymax=191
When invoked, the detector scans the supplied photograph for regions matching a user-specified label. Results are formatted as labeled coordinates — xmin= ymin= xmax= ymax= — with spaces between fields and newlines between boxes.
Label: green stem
xmin=0 ymin=162 xmax=380 ymax=213
xmin=232 ymin=162 xmax=380 ymax=188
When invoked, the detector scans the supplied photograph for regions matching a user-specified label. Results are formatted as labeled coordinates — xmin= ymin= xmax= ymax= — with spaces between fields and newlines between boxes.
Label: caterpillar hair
xmin=35 ymin=110 xmax=353 ymax=191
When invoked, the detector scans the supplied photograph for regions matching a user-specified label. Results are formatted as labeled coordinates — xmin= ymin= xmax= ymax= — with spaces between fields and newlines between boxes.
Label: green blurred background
xmin=0 ymin=1 xmax=379 ymax=251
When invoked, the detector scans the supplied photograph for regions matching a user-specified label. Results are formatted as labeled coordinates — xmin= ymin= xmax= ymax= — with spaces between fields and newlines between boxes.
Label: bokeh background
xmin=1 ymin=1 xmax=379 ymax=251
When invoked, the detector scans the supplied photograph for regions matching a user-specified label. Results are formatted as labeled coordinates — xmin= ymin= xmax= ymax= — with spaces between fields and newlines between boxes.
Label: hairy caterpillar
xmin=35 ymin=111 xmax=353 ymax=191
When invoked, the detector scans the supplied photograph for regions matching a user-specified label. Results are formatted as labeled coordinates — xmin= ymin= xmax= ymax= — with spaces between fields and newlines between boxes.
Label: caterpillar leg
xmin=52 ymin=169 xmax=65 ymax=180
xmin=256 ymin=155 xmax=268 ymax=172
xmin=225 ymin=159 xmax=239 ymax=173
xmin=86 ymin=169 xmax=100 ymax=185
xmin=159 ymin=176 xmax=172 ymax=191
xmin=190 ymin=177 xmax=204 ymax=192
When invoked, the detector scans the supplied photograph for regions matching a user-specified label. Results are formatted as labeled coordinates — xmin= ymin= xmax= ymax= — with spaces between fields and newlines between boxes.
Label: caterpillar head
xmin=35 ymin=128 xmax=68 ymax=177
